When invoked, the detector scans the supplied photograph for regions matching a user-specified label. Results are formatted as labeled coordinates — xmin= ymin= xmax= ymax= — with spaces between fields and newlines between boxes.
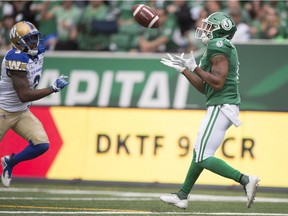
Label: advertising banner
xmin=0 ymin=43 xmax=282 ymax=111
xmin=1 ymin=107 xmax=287 ymax=188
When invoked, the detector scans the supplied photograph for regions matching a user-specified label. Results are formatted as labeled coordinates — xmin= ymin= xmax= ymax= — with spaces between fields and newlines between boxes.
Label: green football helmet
xmin=195 ymin=12 xmax=237 ymax=44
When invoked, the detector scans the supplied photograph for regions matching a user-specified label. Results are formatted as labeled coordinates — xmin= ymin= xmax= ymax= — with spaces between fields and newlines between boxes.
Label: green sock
xmin=239 ymin=174 xmax=249 ymax=186
xmin=177 ymin=189 xmax=189 ymax=200
xmin=199 ymin=156 xmax=242 ymax=183
xmin=180 ymin=150 xmax=204 ymax=195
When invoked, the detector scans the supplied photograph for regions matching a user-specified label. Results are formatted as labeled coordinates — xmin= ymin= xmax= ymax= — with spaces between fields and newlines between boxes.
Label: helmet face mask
xmin=195 ymin=12 xmax=236 ymax=44
xmin=10 ymin=21 xmax=44 ymax=56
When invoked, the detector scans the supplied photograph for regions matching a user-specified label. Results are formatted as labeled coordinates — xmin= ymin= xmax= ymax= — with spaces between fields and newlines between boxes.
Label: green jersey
xmin=199 ymin=38 xmax=241 ymax=106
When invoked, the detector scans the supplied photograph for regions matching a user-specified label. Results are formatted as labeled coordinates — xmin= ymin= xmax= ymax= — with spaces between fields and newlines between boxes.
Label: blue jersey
xmin=0 ymin=48 xmax=45 ymax=112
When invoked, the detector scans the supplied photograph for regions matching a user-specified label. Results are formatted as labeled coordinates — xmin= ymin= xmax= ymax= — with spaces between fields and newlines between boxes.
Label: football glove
xmin=174 ymin=51 xmax=198 ymax=72
xmin=160 ymin=53 xmax=186 ymax=73
xmin=50 ymin=74 xmax=70 ymax=93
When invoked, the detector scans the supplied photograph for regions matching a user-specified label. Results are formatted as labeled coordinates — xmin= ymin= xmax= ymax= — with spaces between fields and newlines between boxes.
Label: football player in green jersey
xmin=160 ymin=12 xmax=259 ymax=209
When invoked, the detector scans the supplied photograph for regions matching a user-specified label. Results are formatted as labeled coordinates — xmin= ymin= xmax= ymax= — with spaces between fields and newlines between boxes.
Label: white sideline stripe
xmin=1 ymin=187 xmax=288 ymax=203
xmin=0 ymin=197 xmax=155 ymax=201
xmin=0 ymin=196 xmax=288 ymax=203
xmin=0 ymin=211 xmax=287 ymax=215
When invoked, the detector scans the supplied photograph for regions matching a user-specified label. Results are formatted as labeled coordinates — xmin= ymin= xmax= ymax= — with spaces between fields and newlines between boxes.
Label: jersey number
xmin=33 ymin=75 xmax=41 ymax=89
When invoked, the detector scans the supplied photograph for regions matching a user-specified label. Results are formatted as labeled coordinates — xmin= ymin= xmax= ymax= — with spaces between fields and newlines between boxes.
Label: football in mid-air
xmin=132 ymin=4 xmax=160 ymax=28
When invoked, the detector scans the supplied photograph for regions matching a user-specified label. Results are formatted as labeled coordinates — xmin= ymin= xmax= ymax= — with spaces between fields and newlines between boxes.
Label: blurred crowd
xmin=1 ymin=0 xmax=288 ymax=53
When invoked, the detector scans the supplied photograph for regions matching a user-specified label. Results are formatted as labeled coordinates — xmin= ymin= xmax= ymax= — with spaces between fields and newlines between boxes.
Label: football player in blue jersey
xmin=160 ymin=12 xmax=259 ymax=209
xmin=0 ymin=21 xmax=69 ymax=187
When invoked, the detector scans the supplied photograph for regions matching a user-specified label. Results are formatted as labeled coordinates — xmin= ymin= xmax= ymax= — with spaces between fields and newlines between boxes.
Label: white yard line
xmin=0 ymin=197 xmax=155 ymax=201
xmin=1 ymin=187 xmax=288 ymax=204
xmin=0 ymin=196 xmax=288 ymax=203
xmin=0 ymin=211 xmax=288 ymax=215
xmin=1 ymin=188 xmax=288 ymax=215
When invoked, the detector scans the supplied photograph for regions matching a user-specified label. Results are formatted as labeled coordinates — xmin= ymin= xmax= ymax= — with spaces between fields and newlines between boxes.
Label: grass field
xmin=0 ymin=180 xmax=288 ymax=216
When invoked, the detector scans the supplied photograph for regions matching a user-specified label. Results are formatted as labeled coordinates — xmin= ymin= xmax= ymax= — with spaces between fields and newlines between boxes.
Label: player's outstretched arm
xmin=160 ymin=52 xmax=204 ymax=94
xmin=182 ymin=69 xmax=204 ymax=94
xmin=11 ymin=71 xmax=69 ymax=102
xmin=193 ymin=55 xmax=228 ymax=91
xmin=50 ymin=74 xmax=70 ymax=93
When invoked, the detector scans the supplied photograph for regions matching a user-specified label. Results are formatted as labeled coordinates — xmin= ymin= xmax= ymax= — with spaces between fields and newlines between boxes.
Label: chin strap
xmin=27 ymin=49 xmax=38 ymax=56
xmin=202 ymin=37 xmax=210 ymax=44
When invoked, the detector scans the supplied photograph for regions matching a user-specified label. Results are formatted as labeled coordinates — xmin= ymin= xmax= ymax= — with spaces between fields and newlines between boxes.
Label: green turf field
xmin=0 ymin=181 xmax=287 ymax=216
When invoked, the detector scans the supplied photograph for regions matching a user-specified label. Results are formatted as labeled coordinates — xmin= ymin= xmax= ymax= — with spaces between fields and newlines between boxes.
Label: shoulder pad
xmin=206 ymin=38 xmax=234 ymax=59
xmin=5 ymin=48 xmax=29 ymax=62
xmin=208 ymin=38 xmax=233 ymax=49
xmin=5 ymin=49 xmax=29 ymax=71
